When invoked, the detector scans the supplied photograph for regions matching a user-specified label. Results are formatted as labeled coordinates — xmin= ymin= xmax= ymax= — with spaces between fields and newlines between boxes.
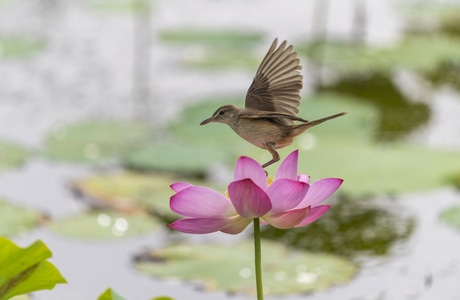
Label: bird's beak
xmin=200 ymin=117 xmax=213 ymax=125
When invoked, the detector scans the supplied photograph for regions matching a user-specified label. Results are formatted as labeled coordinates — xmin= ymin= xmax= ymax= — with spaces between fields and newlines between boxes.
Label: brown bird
xmin=200 ymin=38 xmax=346 ymax=168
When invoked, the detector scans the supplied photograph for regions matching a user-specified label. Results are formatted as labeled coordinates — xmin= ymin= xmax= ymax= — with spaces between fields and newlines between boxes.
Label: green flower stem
xmin=253 ymin=218 xmax=264 ymax=300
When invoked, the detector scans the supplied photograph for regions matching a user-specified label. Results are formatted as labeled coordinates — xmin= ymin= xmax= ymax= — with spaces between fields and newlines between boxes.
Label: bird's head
xmin=200 ymin=105 xmax=239 ymax=126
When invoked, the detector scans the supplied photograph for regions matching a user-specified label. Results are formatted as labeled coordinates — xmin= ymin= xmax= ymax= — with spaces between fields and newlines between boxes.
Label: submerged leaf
xmin=135 ymin=240 xmax=357 ymax=295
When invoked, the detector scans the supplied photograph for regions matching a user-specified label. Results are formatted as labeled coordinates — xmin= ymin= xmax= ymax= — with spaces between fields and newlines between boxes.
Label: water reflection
xmin=261 ymin=194 xmax=415 ymax=258
xmin=318 ymin=73 xmax=431 ymax=141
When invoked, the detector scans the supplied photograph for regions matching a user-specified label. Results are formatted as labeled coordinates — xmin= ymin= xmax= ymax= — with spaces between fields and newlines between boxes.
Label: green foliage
xmin=48 ymin=211 xmax=159 ymax=239
xmin=440 ymin=206 xmax=460 ymax=229
xmin=135 ymin=240 xmax=357 ymax=295
xmin=0 ymin=199 xmax=42 ymax=237
xmin=71 ymin=172 xmax=180 ymax=217
xmin=71 ymin=172 xmax=223 ymax=220
xmin=123 ymin=99 xmax=251 ymax=174
xmin=262 ymin=194 xmax=415 ymax=257
xmin=97 ymin=288 xmax=126 ymax=300
xmin=43 ymin=121 xmax=152 ymax=163
xmin=0 ymin=141 xmax=31 ymax=171
xmin=90 ymin=0 xmax=151 ymax=13
xmin=160 ymin=29 xmax=262 ymax=46
xmin=301 ymin=35 xmax=460 ymax=74
xmin=0 ymin=238 xmax=66 ymax=300
xmin=160 ymin=29 xmax=263 ymax=69
xmin=0 ymin=37 xmax=45 ymax=59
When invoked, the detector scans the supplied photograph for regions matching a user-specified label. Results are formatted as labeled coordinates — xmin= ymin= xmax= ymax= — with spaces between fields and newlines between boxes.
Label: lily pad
xmin=262 ymin=194 xmax=415 ymax=257
xmin=0 ymin=198 xmax=43 ymax=237
xmin=0 ymin=36 xmax=45 ymax=59
xmin=160 ymin=29 xmax=262 ymax=47
xmin=90 ymin=0 xmax=151 ymax=13
xmin=301 ymin=35 xmax=460 ymax=74
xmin=48 ymin=211 xmax=159 ymax=239
xmin=123 ymin=99 xmax=252 ymax=174
xmin=43 ymin=120 xmax=152 ymax=163
xmin=123 ymin=139 xmax=237 ymax=176
xmin=0 ymin=141 xmax=31 ymax=171
xmin=71 ymin=172 xmax=222 ymax=219
xmin=134 ymin=240 xmax=357 ymax=295
xmin=160 ymin=29 xmax=263 ymax=69
xmin=440 ymin=206 xmax=460 ymax=230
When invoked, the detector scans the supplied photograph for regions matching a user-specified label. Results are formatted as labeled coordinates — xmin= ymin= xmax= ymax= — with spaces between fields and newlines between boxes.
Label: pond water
xmin=1 ymin=0 xmax=460 ymax=299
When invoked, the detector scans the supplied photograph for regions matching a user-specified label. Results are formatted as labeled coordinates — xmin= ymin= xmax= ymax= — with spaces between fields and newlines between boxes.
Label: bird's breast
xmin=230 ymin=118 xmax=294 ymax=149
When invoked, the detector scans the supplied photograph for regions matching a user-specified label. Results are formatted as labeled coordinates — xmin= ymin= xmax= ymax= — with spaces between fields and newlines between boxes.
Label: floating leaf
xmin=440 ymin=206 xmax=460 ymax=230
xmin=0 ymin=36 xmax=45 ymax=59
xmin=48 ymin=211 xmax=159 ymax=239
xmin=0 ymin=141 xmax=31 ymax=171
xmin=123 ymin=139 xmax=235 ymax=176
xmin=0 ymin=238 xmax=66 ymax=300
xmin=135 ymin=240 xmax=357 ymax=295
xmin=301 ymin=35 xmax=460 ymax=74
xmin=262 ymin=195 xmax=415 ymax=257
xmin=71 ymin=172 xmax=222 ymax=219
xmin=0 ymin=198 xmax=43 ymax=237
xmin=90 ymin=0 xmax=151 ymax=13
xmin=123 ymin=99 xmax=251 ymax=174
xmin=43 ymin=121 xmax=152 ymax=163
xmin=160 ymin=29 xmax=263 ymax=69
xmin=160 ymin=29 xmax=262 ymax=47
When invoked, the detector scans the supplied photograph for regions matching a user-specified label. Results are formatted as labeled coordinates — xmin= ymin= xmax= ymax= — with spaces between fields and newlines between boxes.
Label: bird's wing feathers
xmin=245 ymin=38 xmax=303 ymax=121
xmin=239 ymin=111 xmax=308 ymax=122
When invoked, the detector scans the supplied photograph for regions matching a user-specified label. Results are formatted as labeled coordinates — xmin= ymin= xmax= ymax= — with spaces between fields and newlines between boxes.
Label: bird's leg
xmin=262 ymin=142 xmax=280 ymax=168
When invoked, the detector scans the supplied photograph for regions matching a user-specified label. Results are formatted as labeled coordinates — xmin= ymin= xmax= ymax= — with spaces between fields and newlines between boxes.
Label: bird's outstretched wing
xmin=244 ymin=38 xmax=303 ymax=124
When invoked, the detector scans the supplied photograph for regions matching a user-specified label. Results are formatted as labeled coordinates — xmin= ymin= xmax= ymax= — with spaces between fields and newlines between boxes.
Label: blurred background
xmin=1 ymin=0 xmax=460 ymax=299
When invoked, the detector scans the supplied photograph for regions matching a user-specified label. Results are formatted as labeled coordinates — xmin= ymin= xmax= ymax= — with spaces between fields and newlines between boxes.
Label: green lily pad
xmin=399 ymin=2 xmax=460 ymax=34
xmin=124 ymin=139 xmax=237 ymax=176
xmin=135 ymin=240 xmax=357 ymax=295
xmin=43 ymin=120 xmax=152 ymax=163
xmin=48 ymin=211 xmax=159 ymax=239
xmin=440 ymin=206 xmax=460 ymax=229
xmin=0 ymin=36 xmax=45 ymax=59
xmin=160 ymin=29 xmax=263 ymax=47
xmin=123 ymin=99 xmax=252 ymax=174
xmin=90 ymin=0 xmax=151 ymax=13
xmin=262 ymin=194 xmax=415 ymax=257
xmin=301 ymin=35 xmax=460 ymax=74
xmin=160 ymin=29 xmax=263 ymax=69
xmin=0 ymin=238 xmax=66 ymax=300
xmin=71 ymin=172 xmax=222 ymax=219
xmin=0 ymin=141 xmax=31 ymax=171
xmin=0 ymin=198 xmax=43 ymax=237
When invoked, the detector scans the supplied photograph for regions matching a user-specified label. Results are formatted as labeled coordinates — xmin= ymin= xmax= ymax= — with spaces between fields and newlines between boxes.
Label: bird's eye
xmin=218 ymin=110 xmax=225 ymax=116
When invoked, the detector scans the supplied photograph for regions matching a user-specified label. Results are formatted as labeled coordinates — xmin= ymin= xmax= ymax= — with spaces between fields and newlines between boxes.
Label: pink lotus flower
xmin=168 ymin=150 xmax=343 ymax=234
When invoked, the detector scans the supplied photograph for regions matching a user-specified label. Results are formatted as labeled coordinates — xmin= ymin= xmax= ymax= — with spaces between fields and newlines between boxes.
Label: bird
xmin=200 ymin=38 xmax=346 ymax=168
